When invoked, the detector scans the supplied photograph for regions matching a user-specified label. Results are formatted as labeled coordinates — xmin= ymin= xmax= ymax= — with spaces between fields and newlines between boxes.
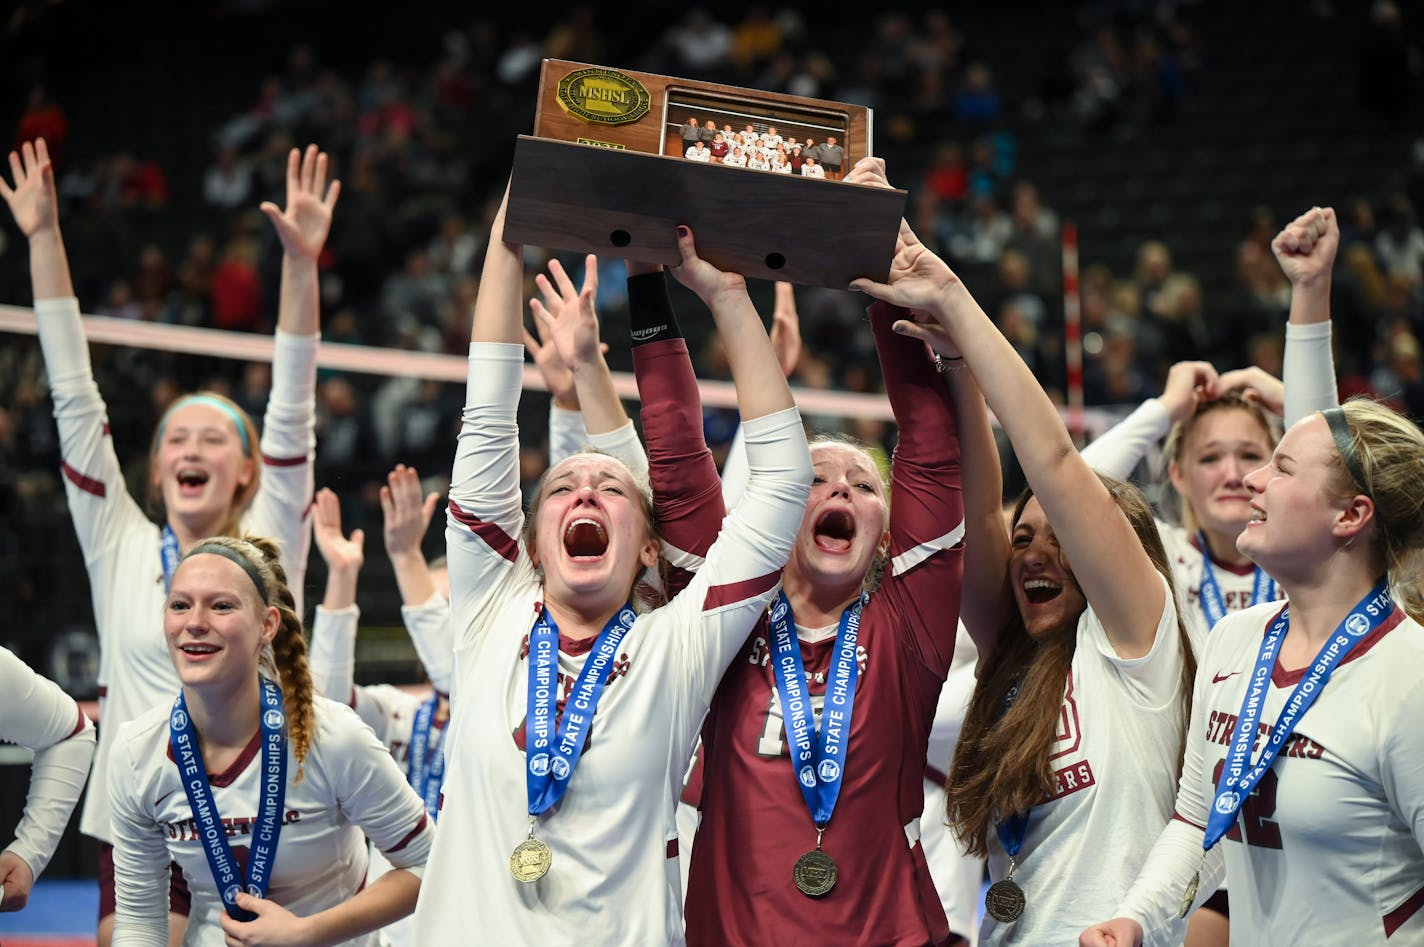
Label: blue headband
xmin=158 ymin=395 xmax=252 ymax=456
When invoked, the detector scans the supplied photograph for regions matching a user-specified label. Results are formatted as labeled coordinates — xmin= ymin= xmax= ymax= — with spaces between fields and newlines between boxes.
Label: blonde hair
xmin=149 ymin=391 xmax=262 ymax=536
xmin=181 ymin=535 xmax=316 ymax=781
xmin=1321 ymin=399 xmax=1424 ymax=622
xmin=1163 ymin=392 xmax=1279 ymax=533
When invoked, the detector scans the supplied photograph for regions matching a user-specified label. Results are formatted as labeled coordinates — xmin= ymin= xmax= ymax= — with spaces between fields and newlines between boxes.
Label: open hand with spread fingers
xmin=259 ymin=145 xmax=341 ymax=262
xmin=0 ymin=139 xmax=59 ymax=239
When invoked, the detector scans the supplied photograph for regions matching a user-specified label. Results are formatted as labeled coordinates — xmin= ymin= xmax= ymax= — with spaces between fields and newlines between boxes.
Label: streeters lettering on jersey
xmin=1204 ymin=710 xmax=1325 ymax=760
xmin=162 ymin=809 xmax=302 ymax=841
xmin=511 ymin=631 xmax=632 ymax=752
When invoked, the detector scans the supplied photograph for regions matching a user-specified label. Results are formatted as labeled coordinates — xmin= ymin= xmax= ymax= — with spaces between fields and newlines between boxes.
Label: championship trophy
xmin=504 ymin=60 xmax=908 ymax=288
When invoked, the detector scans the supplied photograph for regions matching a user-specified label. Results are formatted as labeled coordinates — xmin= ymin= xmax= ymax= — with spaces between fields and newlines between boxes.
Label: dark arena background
xmin=1 ymin=0 xmax=1420 ymax=942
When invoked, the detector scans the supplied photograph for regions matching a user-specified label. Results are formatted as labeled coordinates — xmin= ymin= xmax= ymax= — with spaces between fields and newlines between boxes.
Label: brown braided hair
xmin=184 ymin=535 xmax=317 ymax=782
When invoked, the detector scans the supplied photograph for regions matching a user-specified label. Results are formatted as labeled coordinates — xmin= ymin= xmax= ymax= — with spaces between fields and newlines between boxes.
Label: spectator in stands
xmin=202 ymin=146 xmax=253 ymax=210
xmin=1375 ymin=193 xmax=1424 ymax=286
xmin=16 ymin=87 xmax=69 ymax=158
xmin=210 ymin=236 xmax=263 ymax=332
xmin=952 ymin=62 xmax=1002 ymax=123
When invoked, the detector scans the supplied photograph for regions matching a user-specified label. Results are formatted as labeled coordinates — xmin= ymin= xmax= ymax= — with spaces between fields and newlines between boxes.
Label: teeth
xmin=182 ymin=643 xmax=219 ymax=654
xmin=565 ymin=518 xmax=606 ymax=540
xmin=1251 ymin=510 xmax=1266 ymax=522
xmin=1024 ymin=579 xmax=1061 ymax=591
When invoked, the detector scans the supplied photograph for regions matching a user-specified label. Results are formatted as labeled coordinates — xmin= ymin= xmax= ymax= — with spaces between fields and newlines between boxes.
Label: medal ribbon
xmin=1196 ymin=531 xmax=1276 ymax=631
xmin=406 ymin=695 xmax=446 ymax=819
xmin=160 ymin=525 xmax=182 ymax=593
xmin=169 ymin=677 xmax=287 ymax=922
xmin=525 ymin=603 xmax=637 ymax=816
xmin=992 ymin=675 xmax=1030 ymax=859
xmin=768 ymin=591 xmax=866 ymax=827
xmin=1205 ymin=579 xmax=1393 ymax=850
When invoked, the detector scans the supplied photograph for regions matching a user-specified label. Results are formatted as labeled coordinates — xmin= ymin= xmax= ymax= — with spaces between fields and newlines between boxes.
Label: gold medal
xmin=510 ymin=820 xmax=553 ymax=884
xmin=793 ymin=849 xmax=838 ymax=897
xmin=1179 ymin=869 xmax=1200 ymax=918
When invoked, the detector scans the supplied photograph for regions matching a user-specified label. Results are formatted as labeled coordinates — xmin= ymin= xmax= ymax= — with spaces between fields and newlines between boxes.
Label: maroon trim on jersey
xmin=448 ymin=499 xmax=518 ymax=562
xmin=666 ymin=838 xmax=678 ymax=859
xmin=1189 ymin=534 xmax=1256 ymax=576
xmin=102 ymin=422 xmax=111 ymax=437
xmin=61 ymin=461 xmax=106 ymax=498
xmin=67 ymin=704 xmax=89 ymax=738
xmin=924 ymin=764 xmax=949 ymax=787
xmin=347 ymin=687 xmax=358 ymax=709
xmin=261 ymin=452 xmax=306 ymax=467
xmin=1271 ymin=606 xmax=1406 ymax=688
xmin=164 ymin=728 xmax=261 ymax=787
xmin=1171 ymin=810 xmax=1206 ymax=830
xmin=702 ymin=570 xmax=781 ymax=612
xmin=384 ymin=813 xmax=429 ymax=854
xmin=558 ymin=631 xmax=600 ymax=657
xmin=1385 ymin=882 xmax=1424 ymax=938
xmin=98 ymin=686 xmax=108 ymax=698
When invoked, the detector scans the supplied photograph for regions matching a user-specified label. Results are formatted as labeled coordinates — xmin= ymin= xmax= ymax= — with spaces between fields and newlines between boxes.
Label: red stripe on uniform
xmin=262 ymin=453 xmax=306 ymax=467
xmin=448 ymin=500 xmax=518 ymax=562
xmin=702 ymin=571 xmax=781 ymax=612
xmin=102 ymin=423 xmax=111 ymax=436
xmin=386 ymin=813 xmax=429 ymax=854
xmin=923 ymin=765 xmax=949 ymax=787
xmin=1385 ymin=883 xmax=1424 ymax=938
xmin=666 ymin=838 xmax=678 ymax=859
xmin=68 ymin=705 xmax=89 ymax=738
xmin=1171 ymin=810 xmax=1206 ymax=831
xmin=61 ymin=461 xmax=106 ymax=498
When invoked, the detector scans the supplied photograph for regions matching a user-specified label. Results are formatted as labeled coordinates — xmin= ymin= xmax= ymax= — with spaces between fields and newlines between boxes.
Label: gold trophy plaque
xmin=504 ymin=60 xmax=907 ymax=288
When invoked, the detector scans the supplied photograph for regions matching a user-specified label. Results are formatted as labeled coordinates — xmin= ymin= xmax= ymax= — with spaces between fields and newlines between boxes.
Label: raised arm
xmin=854 ymin=215 xmax=1164 ymax=658
xmin=669 ymin=227 xmax=794 ymax=423
xmin=260 ymin=145 xmax=340 ymax=337
xmin=0 ymin=139 xmax=72 ymax=298
xmin=720 ymin=280 xmax=801 ymax=510
xmin=380 ymin=465 xmax=454 ymax=695
xmin=308 ymin=488 xmax=364 ymax=705
xmin=1272 ymin=206 xmax=1340 ymax=425
xmin=1080 ymin=361 xmax=1218 ymax=481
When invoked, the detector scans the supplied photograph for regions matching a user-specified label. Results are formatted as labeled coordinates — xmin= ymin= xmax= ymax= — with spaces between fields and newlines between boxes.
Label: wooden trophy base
xmin=505 ymin=135 xmax=907 ymax=288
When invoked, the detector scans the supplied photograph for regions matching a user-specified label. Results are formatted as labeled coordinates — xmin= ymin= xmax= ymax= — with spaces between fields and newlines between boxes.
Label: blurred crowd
xmin=2 ymin=0 xmax=1421 ymax=638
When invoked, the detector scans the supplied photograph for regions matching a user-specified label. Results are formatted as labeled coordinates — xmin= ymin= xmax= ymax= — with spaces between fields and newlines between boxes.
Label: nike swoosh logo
xmin=153 ymin=788 xmax=178 ymax=808
xmin=1212 ymin=671 xmax=1241 ymax=684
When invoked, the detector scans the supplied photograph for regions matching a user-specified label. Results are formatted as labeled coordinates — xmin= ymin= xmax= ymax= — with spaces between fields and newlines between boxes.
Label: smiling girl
xmin=109 ymin=537 xmax=433 ymax=946
xmin=2 ymin=139 xmax=334 ymax=945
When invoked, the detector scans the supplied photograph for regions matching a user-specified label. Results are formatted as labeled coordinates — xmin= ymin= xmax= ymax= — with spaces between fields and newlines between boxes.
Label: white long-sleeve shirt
xmin=413 ymin=343 xmax=810 ymax=945
xmin=35 ymin=296 xmax=317 ymax=843
xmin=109 ymin=696 xmax=434 ymax=947
xmin=0 ymin=646 xmax=96 ymax=880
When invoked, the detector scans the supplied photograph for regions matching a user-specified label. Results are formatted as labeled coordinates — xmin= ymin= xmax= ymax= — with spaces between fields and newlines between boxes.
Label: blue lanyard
xmin=525 ymin=604 xmax=637 ymax=816
xmin=1196 ymin=531 xmax=1276 ymax=631
xmin=992 ymin=676 xmax=1029 ymax=858
xmin=1205 ymin=579 xmax=1393 ymax=850
xmin=168 ymin=678 xmax=287 ymax=921
xmin=407 ymin=695 xmax=446 ymax=820
xmin=767 ymin=591 xmax=866 ymax=828
xmin=160 ymin=525 xmax=182 ymax=593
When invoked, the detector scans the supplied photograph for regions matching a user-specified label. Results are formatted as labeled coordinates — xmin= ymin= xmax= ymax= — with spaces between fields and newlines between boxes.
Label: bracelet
xmin=933 ymin=353 xmax=965 ymax=373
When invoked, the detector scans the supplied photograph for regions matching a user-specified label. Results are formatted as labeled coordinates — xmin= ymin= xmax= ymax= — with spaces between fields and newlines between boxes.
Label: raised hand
xmin=259 ymin=145 xmax=341 ymax=262
xmin=311 ymin=488 xmax=364 ymax=575
xmin=668 ymin=225 xmax=747 ymax=303
xmin=380 ymin=465 xmax=439 ymax=559
xmin=890 ymin=310 xmax=963 ymax=361
xmin=530 ymin=255 xmax=604 ymax=370
xmin=0 ymin=139 xmax=59 ymax=239
xmin=1270 ymin=206 xmax=1338 ymax=288
xmin=1215 ymin=365 xmax=1284 ymax=416
xmin=850 ymin=218 xmax=963 ymax=315
xmin=770 ymin=281 xmax=802 ymax=378
xmin=1157 ymin=359 xmax=1220 ymax=423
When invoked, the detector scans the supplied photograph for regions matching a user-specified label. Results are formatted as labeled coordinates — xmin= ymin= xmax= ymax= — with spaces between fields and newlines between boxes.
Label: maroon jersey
xmin=685 ymin=304 xmax=965 ymax=946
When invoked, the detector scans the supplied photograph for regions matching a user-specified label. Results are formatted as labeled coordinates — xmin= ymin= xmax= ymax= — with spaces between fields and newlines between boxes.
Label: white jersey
xmin=0 ymin=646 xmax=96 ymax=880
xmin=920 ymin=626 xmax=983 ymax=943
xmin=747 ymin=155 xmax=770 ymax=171
xmin=108 ymin=696 xmax=434 ymax=947
xmin=684 ymin=146 xmax=711 ymax=162
xmin=1126 ymin=602 xmax=1424 ymax=946
xmin=35 ymin=296 xmax=317 ymax=843
xmin=723 ymin=154 xmax=748 ymax=168
xmin=801 ymin=163 xmax=826 ymax=178
xmin=1158 ymin=521 xmax=1280 ymax=646
xmin=982 ymin=573 xmax=1188 ymax=946
xmin=413 ymin=344 xmax=810 ymax=946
